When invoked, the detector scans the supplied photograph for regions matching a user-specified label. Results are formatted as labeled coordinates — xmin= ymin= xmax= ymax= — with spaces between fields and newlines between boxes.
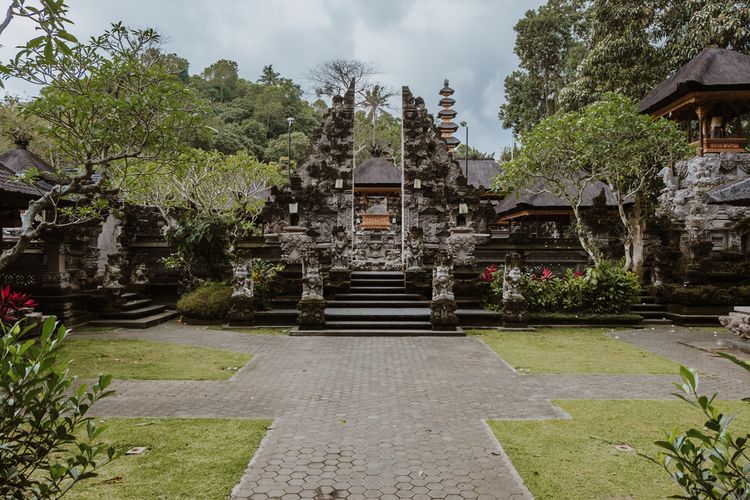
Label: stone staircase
xmin=631 ymin=289 xmax=672 ymax=326
xmin=292 ymin=271 xmax=464 ymax=336
xmin=87 ymin=291 xmax=178 ymax=329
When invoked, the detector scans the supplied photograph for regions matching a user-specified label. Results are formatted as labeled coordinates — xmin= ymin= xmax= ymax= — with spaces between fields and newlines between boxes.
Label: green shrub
xmin=519 ymin=261 xmax=638 ymax=314
xmin=527 ymin=312 xmax=642 ymax=324
xmin=650 ymin=356 xmax=750 ymax=497
xmin=659 ymin=284 xmax=750 ymax=306
xmin=1 ymin=318 xmax=116 ymax=498
xmin=176 ymin=281 xmax=232 ymax=320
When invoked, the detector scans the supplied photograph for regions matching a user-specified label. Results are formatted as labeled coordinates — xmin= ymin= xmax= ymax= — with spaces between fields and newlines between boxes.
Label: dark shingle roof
xmin=640 ymin=48 xmax=750 ymax=114
xmin=0 ymin=164 xmax=43 ymax=198
xmin=494 ymin=179 xmax=621 ymax=216
xmin=353 ymin=157 xmax=401 ymax=186
xmin=708 ymin=177 xmax=750 ymax=206
xmin=0 ymin=146 xmax=56 ymax=175
xmin=460 ymin=158 xmax=501 ymax=189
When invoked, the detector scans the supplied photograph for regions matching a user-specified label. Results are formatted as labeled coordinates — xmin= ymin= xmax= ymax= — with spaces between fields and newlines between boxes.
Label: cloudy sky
xmin=0 ymin=0 xmax=544 ymax=155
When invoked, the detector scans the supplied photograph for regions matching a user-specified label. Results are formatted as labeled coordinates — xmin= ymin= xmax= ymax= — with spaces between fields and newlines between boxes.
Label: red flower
xmin=481 ymin=264 xmax=498 ymax=282
xmin=573 ymin=270 xmax=583 ymax=279
xmin=1 ymin=285 xmax=38 ymax=323
xmin=539 ymin=267 xmax=556 ymax=280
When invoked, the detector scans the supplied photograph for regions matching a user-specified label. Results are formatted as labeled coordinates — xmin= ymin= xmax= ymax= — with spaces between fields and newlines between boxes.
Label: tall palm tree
xmin=362 ymin=84 xmax=396 ymax=144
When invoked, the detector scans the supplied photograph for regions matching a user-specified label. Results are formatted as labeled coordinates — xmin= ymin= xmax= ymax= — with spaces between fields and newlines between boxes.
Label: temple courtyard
xmin=61 ymin=323 xmax=750 ymax=500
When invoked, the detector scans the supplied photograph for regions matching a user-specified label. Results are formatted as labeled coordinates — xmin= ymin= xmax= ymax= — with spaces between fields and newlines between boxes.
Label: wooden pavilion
xmin=639 ymin=48 xmax=750 ymax=156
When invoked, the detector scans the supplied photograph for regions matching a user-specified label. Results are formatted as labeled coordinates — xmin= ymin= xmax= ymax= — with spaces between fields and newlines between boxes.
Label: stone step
xmin=326 ymin=320 xmax=434 ymax=330
xmin=334 ymin=293 xmax=424 ymax=301
xmin=325 ymin=307 xmax=431 ymax=322
xmin=630 ymin=303 xmax=667 ymax=312
xmin=290 ymin=327 xmax=465 ymax=337
xmin=121 ymin=298 xmax=153 ymax=311
xmin=667 ymin=312 xmax=721 ymax=326
xmin=350 ymin=279 xmax=404 ymax=287
xmin=642 ymin=318 xmax=673 ymax=326
xmin=635 ymin=296 xmax=659 ymax=304
xmin=255 ymin=309 xmax=297 ymax=326
xmin=457 ymin=309 xmax=502 ymax=326
xmin=350 ymin=286 xmax=407 ymax=294
xmin=351 ymin=271 xmax=404 ymax=279
xmin=101 ymin=304 xmax=166 ymax=319
xmin=327 ymin=300 xmax=431 ymax=308
xmin=121 ymin=292 xmax=139 ymax=301
xmin=87 ymin=310 xmax=178 ymax=329
xmin=637 ymin=310 xmax=671 ymax=319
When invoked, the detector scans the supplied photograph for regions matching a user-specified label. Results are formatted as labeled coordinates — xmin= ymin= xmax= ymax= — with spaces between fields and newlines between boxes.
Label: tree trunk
xmin=630 ymin=199 xmax=647 ymax=280
xmin=571 ymin=204 xmax=601 ymax=265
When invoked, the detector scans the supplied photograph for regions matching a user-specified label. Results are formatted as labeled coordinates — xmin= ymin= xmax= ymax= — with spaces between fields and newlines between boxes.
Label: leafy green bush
xmin=176 ymin=281 xmax=232 ymax=320
xmin=650 ymin=357 xmax=750 ymax=497
xmin=659 ymin=284 xmax=750 ymax=306
xmin=1 ymin=318 xmax=116 ymax=498
xmin=522 ymin=261 xmax=638 ymax=313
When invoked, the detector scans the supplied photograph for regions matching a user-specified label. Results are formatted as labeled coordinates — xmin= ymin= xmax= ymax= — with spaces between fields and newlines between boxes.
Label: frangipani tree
xmin=127 ymin=150 xmax=286 ymax=280
xmin=583 ymin=94 xmax=690 ymax=277
xmin=494 ymin=110 xmax=604 ymax=263
xmin=0 ymin=23 xmax=203 ymax=271
xmin=495 ymin=93 xmax=690 ymax=277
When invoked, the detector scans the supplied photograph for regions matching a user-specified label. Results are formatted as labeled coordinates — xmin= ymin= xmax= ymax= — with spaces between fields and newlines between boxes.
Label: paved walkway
xmin=79 ymin=324 xmax=750 ymax=499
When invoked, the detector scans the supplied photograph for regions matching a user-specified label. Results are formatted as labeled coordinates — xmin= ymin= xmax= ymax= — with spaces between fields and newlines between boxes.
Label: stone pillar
xmin=227 ymin=259 xmax=255 ymax=325
xmin=298 ymin=255 xmax=326 ymax=329
xmin=502 ymin=252 xmax=527 ymax=327
xmin=430 ymin=252 xmax=457 ymax=330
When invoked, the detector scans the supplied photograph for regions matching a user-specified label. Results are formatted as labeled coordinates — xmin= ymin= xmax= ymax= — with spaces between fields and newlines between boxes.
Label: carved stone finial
xmin=438 ymin=79 xmax=460 ymax=153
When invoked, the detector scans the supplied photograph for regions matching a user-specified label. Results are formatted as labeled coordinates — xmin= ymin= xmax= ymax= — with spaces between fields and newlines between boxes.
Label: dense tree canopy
xmin=501 ymin=0 xmax=750 ymax=134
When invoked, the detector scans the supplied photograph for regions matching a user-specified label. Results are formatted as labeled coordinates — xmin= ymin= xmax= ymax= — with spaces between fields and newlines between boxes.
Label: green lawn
xmin=489 ymin=400 xmax=750 ymax=500
xmin=470 ymin=327 xmax=679 ymax=374
xmin=59 ymin=339 xmax=251 ymax=380
xmin=207 ymin=325 xmax=289 ymax=335
xmin=67 ymin=418 xmax=271 ymax=500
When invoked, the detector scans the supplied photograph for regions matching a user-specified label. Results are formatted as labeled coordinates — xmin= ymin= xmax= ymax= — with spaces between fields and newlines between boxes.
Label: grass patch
xmin=206 ymin=325 xmax=289 ymax=335
xmin=489 ymin=400 xmax=750 ymax=500
xmin=67 ymin=417 xmax=270 ymax=500
xmin=59 ymin=339 xmax=251 ymax=380
xmin=527 ymin=312 xmax=642 ymax=325
xmin=469 ymin=327 xmax=678 ymax=374
xmin=72 ymin=325 xmax=120 ymax=334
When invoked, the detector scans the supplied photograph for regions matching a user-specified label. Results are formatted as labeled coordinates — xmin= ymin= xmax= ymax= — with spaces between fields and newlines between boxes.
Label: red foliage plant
xmin=481 ymin=264 xmax=498 ymax=282
xmin=0 ymin=285 xmax=38 ymax=323
xmin=531 ymin=267 xmax=556 ymax=281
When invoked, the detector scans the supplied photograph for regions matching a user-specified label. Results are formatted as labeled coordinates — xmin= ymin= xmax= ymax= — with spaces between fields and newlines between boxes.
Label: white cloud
xmin=0 ymin=0 xmax=544 ymax=152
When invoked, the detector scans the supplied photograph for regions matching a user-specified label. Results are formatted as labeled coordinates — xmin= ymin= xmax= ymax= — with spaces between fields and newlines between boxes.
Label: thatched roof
xmin=0 ymin=145 xmax=56 ymax=176
xmin=494 ymin=179 xmax=622 ymax=217
xmin=640 ymin=48 xmax=750 ymax=114
xmin=0 ymin=164 xmax=42 ymax=198
xmin=462 ymin=158 xmax=501 ymax=189
xmin=354 ymin=157 xmax=401 ymax=186
xmin=707 ymin=177 xmax=750 ymax=206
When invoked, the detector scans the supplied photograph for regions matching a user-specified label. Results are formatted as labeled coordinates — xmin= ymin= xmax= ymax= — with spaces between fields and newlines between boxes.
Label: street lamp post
xmin=460 ymin=121 xmax=468 ymax=178
xmin=287 ymin=117 xmax=295 ymax=180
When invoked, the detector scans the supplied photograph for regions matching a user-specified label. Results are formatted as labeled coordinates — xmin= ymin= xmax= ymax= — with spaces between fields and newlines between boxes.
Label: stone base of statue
xmin=431 ymin=297 xmax=458 ymax=330
xmin=298 ymin=297 xmax=326 ymax=329
xmin=720 ymin=310 xmax=750 ymax=340
xmin=227 ymin=295 xmax=255 ymax=325
xmin=328 ymin=269 xmax=351 ymax=295
xmin=502 ymin=300 xmax=528 ymax=327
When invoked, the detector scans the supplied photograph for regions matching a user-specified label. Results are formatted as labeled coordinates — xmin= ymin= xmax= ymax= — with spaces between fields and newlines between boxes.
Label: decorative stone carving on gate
xmin=447 ymin=226 xmax=476 ymax=267
xmin=404 ymin=226 xmax=424 ymax=272
xmin=280 ymin=228 xmax=312 ymax=264
xmin=330 ymin=225 xmax=350 ymax=272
